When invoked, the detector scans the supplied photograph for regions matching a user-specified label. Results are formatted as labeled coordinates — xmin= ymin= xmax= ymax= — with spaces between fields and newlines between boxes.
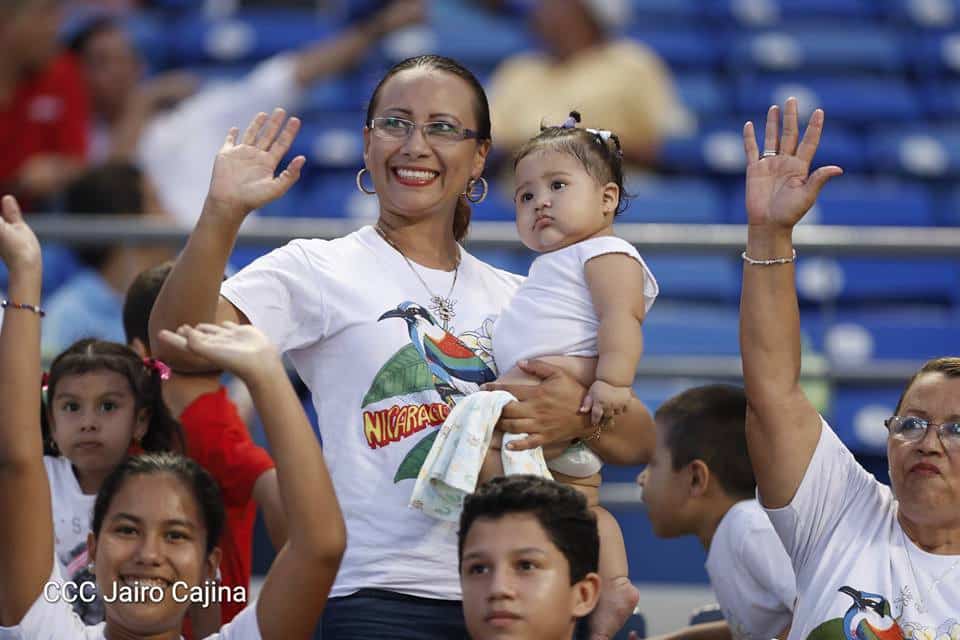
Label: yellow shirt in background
xmin=488 ymin=39 xmax=684 ymax=161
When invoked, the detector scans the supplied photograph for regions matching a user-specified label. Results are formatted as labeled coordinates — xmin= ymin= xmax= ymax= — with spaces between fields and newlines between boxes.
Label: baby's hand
xmin=0 ymin=195 xmax=41 ymax=274
xmin=158 ymin=322 xmax=281 ymax=383
xmin=581 ymin=380 xmax=632 ymax=426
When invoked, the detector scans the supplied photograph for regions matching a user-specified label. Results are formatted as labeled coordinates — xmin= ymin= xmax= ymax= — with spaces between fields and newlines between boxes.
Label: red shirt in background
xmin=0 ymin=52 xmax=89 ymax=186
xmin=179 ymin=387 xmax=275 ymax=626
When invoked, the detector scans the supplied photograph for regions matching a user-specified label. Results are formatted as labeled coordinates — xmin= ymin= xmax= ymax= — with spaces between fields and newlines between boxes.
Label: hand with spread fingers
xmin=158 ymin=321 xmax=282 ymax=385
xmin=742 ymin=97 xmax=843 ymax=230
xmin=206 ymin=108 xmax=307 ymax=220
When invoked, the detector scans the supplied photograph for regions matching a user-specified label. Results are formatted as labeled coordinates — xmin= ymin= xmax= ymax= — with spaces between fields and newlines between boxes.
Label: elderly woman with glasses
xmin=148 ymin=55 xmax=654 ymax=639
xmin=740 ymin=97 xmax=960 ymax=640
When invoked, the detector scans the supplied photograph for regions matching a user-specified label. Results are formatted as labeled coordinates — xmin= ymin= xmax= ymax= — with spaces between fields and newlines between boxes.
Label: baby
xmin=491 ymin=111 xmax=658 ymax=639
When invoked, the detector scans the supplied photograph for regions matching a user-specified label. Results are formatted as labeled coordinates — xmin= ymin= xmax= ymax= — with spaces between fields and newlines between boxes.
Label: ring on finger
xmin=761 ymin=150 xmax=779 ymax=158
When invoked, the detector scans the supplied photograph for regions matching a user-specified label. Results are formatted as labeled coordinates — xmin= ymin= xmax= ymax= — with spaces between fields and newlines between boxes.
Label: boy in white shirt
xmin=638 ymin=385 xmax=795 ymax=640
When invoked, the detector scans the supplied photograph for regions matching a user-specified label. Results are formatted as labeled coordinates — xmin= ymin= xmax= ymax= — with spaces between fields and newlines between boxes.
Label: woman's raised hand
xmin=158 ymin=322 xmax=282 ymax=384
xmin=0 ymin=195 xmax=41 ymax=274
xmin=742 ymin=97 xmax=843 ymax=230
xmin=206 ymin=108 xmax=306 ymax=219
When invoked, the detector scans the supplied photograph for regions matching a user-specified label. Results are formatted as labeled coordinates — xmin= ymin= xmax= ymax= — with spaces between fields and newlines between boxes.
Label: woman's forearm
xmin=149 ymin=198 xmax=244 ymax=367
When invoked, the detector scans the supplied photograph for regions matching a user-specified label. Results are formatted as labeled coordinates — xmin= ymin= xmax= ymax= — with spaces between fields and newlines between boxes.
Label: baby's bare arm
xmin=585 ymin=253 xmax=648 ymax=386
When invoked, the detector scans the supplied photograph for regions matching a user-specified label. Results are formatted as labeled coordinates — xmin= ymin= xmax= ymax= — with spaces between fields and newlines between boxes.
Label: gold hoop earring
xmin=356 ymin=168 xmax=376 ymax=195
xmin=464 ymin=176 xmax=488 ymax=204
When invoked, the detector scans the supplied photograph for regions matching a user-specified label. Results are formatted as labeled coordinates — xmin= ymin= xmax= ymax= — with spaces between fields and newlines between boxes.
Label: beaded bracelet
xmin=741 ymin=249 xmax=797 ymax=266
xmin=1 ymin=299 xmax=45 ymax=317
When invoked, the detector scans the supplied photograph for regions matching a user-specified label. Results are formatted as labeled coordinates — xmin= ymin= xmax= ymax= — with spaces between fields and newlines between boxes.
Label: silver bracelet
xmin=741 ymin=249 xmax=797 ymax=266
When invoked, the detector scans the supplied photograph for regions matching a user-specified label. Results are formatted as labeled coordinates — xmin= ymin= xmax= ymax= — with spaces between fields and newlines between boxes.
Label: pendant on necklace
xmin=430 ymin=295 xmax=456 ymax=329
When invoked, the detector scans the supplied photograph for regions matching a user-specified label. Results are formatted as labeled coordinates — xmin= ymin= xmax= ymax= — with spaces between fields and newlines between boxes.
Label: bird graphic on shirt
xmin=379 ymin=302 xmax=496 ymax=403
xmin=838 ymin=587 xmax=905 ymax=640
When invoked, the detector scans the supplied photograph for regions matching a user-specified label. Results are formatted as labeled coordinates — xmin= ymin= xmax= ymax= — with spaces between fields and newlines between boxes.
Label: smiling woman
xmin=148 ymin=54 xmax=656 ymax=638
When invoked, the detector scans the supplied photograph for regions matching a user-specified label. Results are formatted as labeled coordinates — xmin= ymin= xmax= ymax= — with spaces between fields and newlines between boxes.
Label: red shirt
xmin=0 ymin=52 xmax=89 ymax=187
xmin=180 ymin=387 xmax=275 ymax=626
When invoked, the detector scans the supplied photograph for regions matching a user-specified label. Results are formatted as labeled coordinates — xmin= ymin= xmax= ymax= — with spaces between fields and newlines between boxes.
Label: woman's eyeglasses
xmin=885 ymin=415 xmax=960 ymax=448
xmin=368 ymin=116 xmax=479 ymax=144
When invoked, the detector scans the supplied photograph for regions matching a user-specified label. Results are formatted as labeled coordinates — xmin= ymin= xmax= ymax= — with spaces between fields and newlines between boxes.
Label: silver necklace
xmin=375 ymin=223 xmax=460 ymax=329
xmin=900 ymin=525 xmax=960 ymax=613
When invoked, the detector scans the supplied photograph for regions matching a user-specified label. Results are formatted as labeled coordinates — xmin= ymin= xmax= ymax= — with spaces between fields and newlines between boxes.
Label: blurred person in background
xmin=0 ymin=0 xmax=90 ymax=207
xmin=487 ymin=0 xmax=685 ymax=170
xmin=41 ymin=162 xmax=174 ymax=360
xmin=69 ymin=0 xmax=425 ymax=225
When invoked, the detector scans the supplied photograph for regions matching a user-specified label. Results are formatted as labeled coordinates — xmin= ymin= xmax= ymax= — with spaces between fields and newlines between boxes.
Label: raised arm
xmin=160 ymin=323 xmax=344 ymax=639
xmin=148 ymin=109 xmax=305 ymax=369
xmin=739 ymin=98 xmax=842 ymax=507
xmin=0 ymin=196 xmax=53 ymax=625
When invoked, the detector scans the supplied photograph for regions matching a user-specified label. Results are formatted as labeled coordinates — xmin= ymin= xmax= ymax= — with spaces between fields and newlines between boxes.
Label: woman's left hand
xmin=482 ymin=359 xmax=591 ymax=451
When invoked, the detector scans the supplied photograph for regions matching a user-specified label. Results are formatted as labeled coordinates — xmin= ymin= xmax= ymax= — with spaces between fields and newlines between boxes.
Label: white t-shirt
xmin=221 ymin=226 xmax=522 ymax=599
xmin=136 ymin=55 xmax=302 ymax=226
xmin=44 ymin=456 xmax=103 ymax=623
xmin=705 ymin=499 xmax=795 ymax=640
xmin=766 ymin=420 xmax=960 ymax=640
xmin=492 ymin=236 xmax=658 ymax=376
xmin=0 ymin=565 xmax=260 ymax=639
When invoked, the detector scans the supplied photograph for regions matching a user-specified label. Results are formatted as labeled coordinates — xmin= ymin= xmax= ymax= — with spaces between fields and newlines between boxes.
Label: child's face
xmin=460 ymin=512 xmax=598 ymax=640
xmin=89 ymin=472 xmax=218 ymax=635
xmin=637 ymin=420 xmax=694 ymax=538
xmin=513 ymin=150 xmax=617 ymax=253
xmin=50 ymin=370 xmax=147 ymax=477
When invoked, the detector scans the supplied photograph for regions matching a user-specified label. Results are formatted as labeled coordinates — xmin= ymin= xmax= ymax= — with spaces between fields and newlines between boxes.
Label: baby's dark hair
xmin=655 ymin=384 xmax=755 ymax=500
xmin=42 ymin=338 xmax=184 ymax=456
xmin=514 ymin=111 xmax=629 ymax=215
xmin=458 ymin=475 xmax=599 ymax=584
xmin=93 ymin=453 xmax=224 ymax=554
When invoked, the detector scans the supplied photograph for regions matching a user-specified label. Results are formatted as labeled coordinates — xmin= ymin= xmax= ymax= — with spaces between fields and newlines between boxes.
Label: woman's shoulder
xmin=250 ymin=227 xmax=380 ymax=273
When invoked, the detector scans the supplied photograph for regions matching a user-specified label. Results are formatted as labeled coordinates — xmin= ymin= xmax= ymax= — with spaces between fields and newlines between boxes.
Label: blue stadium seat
xmin=644 ymin=255 xmax=741 ymax=302
xmin=662 ymin=121 xmax=866 ymax=176
xmin=675 ymin=73 xmax=731 ymax=120
xmin=689 ymin=603 xmax=725 ymax=625
xmin=829 ymin=386 xmax=903 ymax=455
xmin=629 ymin=0 xmax=703 ymax=22
xmin=805 ymin=315 xmax=959 ymax=365
xmin=389 ymin=4 xmax=531 ymax=66
xmin=628 ymin=28 xmax=720 ymax=68
xmin=299 ymin=175 xmax=380 ymax=220
xmin=644 ymin=309 xmax=741 ymax=356
xmin=882 ymin=0 xmax=960 ymax=29
xmin=735 ymin=75 xmax=922 ymax=123
xmin=707 ymin=0 xmax=877 ymax=25
xmin=795 ymin=257 xmax=960 ymax=304
xmin=731 ymin=179 xmax=935 ymax=226
xmin=866 ymin=126 xmax=960 ymax=177
xmin=728 ymin=28 xmax=904 ymax=73
xmin=905 ymin=31 xmax=960 ymax=75
xmin=622 ymin=176 xmax=726 ymax=224
xmin=920 ymin=80 xmax=960 ymax=119
xmin=291 ymin=113 xmax=365 ymax=169
xmin=168 ymin=10 xmax=335 ymax=65
xmin=937 ymin=185 xmax=960 ymax=225
xmin=471 ymin=189 xmax=517 ymax=222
